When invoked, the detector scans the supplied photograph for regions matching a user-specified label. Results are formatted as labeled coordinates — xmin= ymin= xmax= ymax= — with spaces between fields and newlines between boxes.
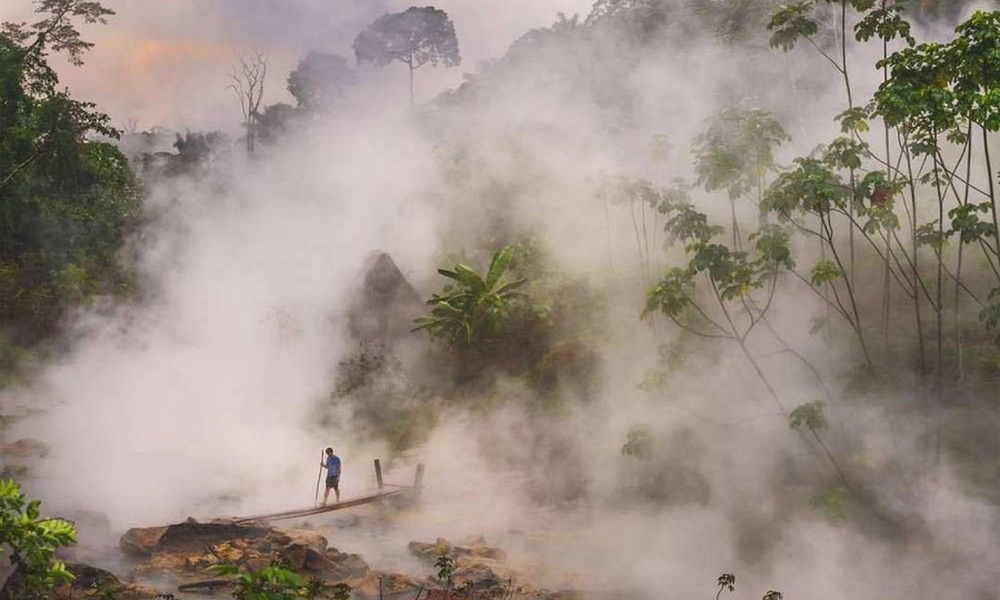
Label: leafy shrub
xmin=0 ymin=479 xmax=77 ymax=599
xmin=212 ymin=564 xmax=351 ymax=600
xmin=415 ymin=245 xmax=527 ymax=348
xmin=716 ymin=573 xmax=735 ymax=600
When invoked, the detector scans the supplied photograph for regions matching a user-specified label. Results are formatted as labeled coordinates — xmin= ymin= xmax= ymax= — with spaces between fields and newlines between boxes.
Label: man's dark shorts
xmin=326 ymin=475 xmax=340 ymax=491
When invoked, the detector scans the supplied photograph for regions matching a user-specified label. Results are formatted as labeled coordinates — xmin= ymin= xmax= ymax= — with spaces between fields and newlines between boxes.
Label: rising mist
xmin=1 ymin=1 xmax=999 ymax=599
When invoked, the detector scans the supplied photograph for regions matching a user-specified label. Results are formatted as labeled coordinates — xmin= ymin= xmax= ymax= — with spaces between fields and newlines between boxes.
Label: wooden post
xmin=374 ymin=458 xmax=384 ymax=491
xmin=414 ymin=463 xmax=425 ymax=490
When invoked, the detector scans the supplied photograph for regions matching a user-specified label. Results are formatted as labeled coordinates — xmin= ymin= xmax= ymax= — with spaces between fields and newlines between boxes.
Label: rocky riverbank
xmin=1 ymin=518 xmax=582 ymax=600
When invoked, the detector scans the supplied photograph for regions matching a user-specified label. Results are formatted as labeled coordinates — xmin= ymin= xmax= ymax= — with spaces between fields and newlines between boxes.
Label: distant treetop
xmin=287 ymin=51 xmax=358 ymax=110
xmin=352 ymin=6 xmax=461 ymax=71
xmin=352 ymin=5 xmax=460 ymax=104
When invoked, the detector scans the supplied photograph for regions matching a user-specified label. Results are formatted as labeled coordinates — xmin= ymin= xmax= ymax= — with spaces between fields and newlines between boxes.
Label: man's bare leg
xmin=322 ymin=487 xmax=330 ymax=506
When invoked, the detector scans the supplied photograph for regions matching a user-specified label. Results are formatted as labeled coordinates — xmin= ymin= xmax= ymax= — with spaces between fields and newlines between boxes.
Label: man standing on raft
xmin=321 ymin=447 xmax=341 ymax=505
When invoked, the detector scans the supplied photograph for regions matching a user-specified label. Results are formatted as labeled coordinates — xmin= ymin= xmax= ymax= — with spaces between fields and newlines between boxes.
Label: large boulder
xmin=355 ymin=571 xmax=422 ymax=600
xmin=0 ymin=438 xmax=49 ymax=459
xmin=0 ymin=562 xmax=162 ymax=600
xmin=0 ymin=438 xmax=50 ymax=479
xmin=408 ymin=537 xmax=452 ymax=561
xmin=272 ymin=529 xmax=329 ymax=570
xmin=120 ymin=519 xmax=269 ymax=557
xmin=408 ymin=537 xmax=507 ymax=563
xmin=437 ymin=554 xmax=516 ymax=598
xmin=452 ymin=557 xmax=507 ymax=593
xmin=123 ymin=519 xmax=372 ymax=590
xmin=407 ymin=537 xmax=513 ymax=599
xmin=119 ymin=525 xmax=168 ymax=556
xmin=155 ymin=519 xmax=271 ymax=554
xmin=305 ymin=548 xmax=370 ymax=586
xmin=165 ymin=545 xmax=372 ymax=597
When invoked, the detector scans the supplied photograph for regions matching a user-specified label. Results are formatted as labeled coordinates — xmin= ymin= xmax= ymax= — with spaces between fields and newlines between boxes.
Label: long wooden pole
xmin=314 ymin=450 xmax=324 ymax=507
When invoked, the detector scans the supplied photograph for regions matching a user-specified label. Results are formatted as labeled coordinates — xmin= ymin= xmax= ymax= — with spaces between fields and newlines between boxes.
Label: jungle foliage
xmin=0 ymin=0 xmax=139 ymax=347
xmin=415 ymin=245 xmax=528 ymax=348
xmin=415 ymin=240 xmax=605 ymax=403
xmin=628 ymin=2 xmax=1000 ymax=508
xmin=0 ymin=479 xmax=76 ymax=600
xmin=353 ymin=6 xmax=460 ymax=104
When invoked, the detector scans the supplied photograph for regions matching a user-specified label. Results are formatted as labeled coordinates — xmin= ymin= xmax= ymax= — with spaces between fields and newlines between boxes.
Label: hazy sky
xmin=1 ymin=0 xmax=595 ymax=130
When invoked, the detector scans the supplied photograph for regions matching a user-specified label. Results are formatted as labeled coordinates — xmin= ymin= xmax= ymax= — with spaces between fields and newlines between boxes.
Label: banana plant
xmin=414 ymin=245 xmax=528 ymax=348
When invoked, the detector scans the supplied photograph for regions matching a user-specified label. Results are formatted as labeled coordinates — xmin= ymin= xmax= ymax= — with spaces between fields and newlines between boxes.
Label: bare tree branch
xmin=228 ymin=50 xmax=267 ymax=154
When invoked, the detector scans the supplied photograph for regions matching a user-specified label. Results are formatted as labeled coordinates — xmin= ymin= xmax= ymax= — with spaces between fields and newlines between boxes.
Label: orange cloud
xmin=93 ymin=35 xmax=230 ymax=69
xmin=127 ymin=38 xmax=229 ymax=69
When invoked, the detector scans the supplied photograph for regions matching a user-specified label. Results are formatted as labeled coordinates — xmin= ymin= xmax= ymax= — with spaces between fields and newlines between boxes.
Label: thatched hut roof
xmin=347 ymin=251 xmax=424 ymax=346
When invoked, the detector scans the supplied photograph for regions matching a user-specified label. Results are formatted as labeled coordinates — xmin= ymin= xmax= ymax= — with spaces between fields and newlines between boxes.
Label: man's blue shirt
xmin=326 ymin=455 xmax=341 ymax=477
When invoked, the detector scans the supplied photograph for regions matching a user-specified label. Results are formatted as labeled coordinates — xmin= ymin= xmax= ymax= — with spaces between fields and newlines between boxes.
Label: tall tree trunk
xmin=985 ymin=125 xmax=998 ymax=273
xmin=904 ymin=144 xmax=928 ymax=372
xmin=733 ymin=337 xmax=854 ymax=495
xmin=930 ymin=141 xmax=946 ymax=467
xmin=603 ymin=195 xmax=617 ymax=282
xmin=934 ymin=155 xmax=944 ymax=389
xmin=838 ymin=1 xmax=857 ymax=291
xmin=955 ymin=123 xmax=974 ymax=384
xmin=883 ymin=233 xmax=892 ymax=358
xmin=640 ymin=199 xmax=651 ymax=284
xmin=955 ymin=242 xmax=965 ymax=383
xmin=406 ymin=51 xmax=415 ymax=106
xmin=880 ymin=36 xmax=892 ymax=358
xmin=849 ymin=167 xmax=857 ymax=288
xmin=629 ymin=202 xmax=646 ymax=285
xmin=840 ymin=0 xmax=854 ymax=110
xmin=730 ymin=198 xmax=741 ymax=250
xmin=821 ymin=212 xmax=874 ymax=369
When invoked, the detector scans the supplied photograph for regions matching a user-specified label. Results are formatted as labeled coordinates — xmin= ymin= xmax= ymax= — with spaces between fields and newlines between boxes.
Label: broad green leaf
xmin=486 ymin=245 xmax=514 ymax=289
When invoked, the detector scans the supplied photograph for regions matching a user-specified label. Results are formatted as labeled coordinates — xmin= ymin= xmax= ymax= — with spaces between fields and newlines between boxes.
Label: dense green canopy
xmin=0 ymin=5 xmax=139 ymax=344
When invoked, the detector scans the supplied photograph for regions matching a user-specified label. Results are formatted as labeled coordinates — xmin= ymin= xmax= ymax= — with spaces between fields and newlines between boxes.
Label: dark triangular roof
xmin=359 ymin=251 xmax=422 ymax=306
xmin=347 ymin=251 xmax=424 ymax=345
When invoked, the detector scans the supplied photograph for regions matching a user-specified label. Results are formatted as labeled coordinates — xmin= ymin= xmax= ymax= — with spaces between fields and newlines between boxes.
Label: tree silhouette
xmin=287 ymin=51 xmax=357 ymax=111
xmin=0 ymin=0 xmax=138 ymax=342
xmin=352 ymin=6 xmax=460 ymax=105
xmin=228 ymin=50 xmax=267 ymax=154
xmin=1 ymin=0 xmax=115 ymax=67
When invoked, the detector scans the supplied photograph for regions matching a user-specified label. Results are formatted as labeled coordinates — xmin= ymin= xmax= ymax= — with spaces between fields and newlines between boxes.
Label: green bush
xmin=212 ymin=564 xmax=352 ymax=600
xmin=0 ymin=479 xmax=77 ymax=599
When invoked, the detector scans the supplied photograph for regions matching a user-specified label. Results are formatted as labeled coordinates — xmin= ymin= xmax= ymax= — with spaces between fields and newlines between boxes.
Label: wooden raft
xmin=232 ymin=461 xmax=424 ymax=524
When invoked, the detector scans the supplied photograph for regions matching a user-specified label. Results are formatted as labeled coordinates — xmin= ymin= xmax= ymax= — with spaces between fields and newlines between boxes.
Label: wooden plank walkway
xmin=233 ymin=487 xmax=411 ymax=523
xmin=231 ymin=460 xmax=424 ymax=524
